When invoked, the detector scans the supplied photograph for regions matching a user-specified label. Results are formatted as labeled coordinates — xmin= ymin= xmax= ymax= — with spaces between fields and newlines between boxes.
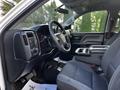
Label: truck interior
xmin=1 ymin=0 xmax=120 ymax=90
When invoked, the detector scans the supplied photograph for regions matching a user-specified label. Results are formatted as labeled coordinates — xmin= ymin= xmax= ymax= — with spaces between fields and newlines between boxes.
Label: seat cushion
xmin=57 ymin=60 xmax=108 ymax=90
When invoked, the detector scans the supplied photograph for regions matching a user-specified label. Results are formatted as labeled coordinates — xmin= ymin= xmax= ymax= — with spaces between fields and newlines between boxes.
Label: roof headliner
xmin=60 ymin=0 xmax=120 ymax=14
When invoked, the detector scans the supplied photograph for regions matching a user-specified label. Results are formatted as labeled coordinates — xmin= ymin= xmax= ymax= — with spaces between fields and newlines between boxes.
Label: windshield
xmin=16 ymin=0 xmax=74 ymax=28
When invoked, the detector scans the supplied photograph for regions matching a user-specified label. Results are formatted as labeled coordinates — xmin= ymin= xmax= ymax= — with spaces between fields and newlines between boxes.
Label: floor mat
xmin=22 ymin=79 xmax=57 ymax=90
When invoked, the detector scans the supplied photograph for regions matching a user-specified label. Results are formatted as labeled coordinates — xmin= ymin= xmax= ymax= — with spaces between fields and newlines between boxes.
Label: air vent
xmin=27 ymin=32 xmax=34 ymax=37
xmin=23 ymin=35 xmax=28 ymax=45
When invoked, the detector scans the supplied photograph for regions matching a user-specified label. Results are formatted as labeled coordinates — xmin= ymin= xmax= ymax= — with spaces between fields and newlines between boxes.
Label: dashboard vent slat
xmin=23 ymin=35 xmax=28 ymax=45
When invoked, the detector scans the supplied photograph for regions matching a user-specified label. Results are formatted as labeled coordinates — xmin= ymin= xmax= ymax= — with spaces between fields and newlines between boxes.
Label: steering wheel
xmin=49 ymin=21 xmax=71 ymax=52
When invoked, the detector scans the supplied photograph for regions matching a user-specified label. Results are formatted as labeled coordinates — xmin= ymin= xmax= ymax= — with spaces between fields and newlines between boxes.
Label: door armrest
xmin=89 ymin=45 xmax=110 ymax=54
xmin=74 ymin=45 xmax=110 ymax=65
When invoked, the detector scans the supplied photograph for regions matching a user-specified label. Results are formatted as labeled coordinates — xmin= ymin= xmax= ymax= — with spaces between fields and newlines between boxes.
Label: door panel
xmin=71 ymin=32 xmax=104 ymax=50
xmin=70 ymin=11 xmax=108 ymax=54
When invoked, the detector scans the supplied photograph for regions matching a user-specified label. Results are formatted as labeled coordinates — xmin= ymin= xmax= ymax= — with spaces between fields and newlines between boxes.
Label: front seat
xmin=105 ymin=32 xmax=120 ymax=45
xmin=57 ymin=37 xmax=120 ymax=90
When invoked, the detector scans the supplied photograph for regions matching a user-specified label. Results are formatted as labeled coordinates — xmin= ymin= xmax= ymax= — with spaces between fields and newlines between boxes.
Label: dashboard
xmin=4 ymin=24 xmax=55 ymax=82
xmin=32 ymin=24 xmax=54 ymax=55
xmin=14 ymin=31 xmax=40 ymax=61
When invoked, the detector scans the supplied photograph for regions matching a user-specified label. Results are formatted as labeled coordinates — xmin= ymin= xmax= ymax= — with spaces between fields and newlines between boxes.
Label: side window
xmin=72 ymin=11 xmax=108 ymax=32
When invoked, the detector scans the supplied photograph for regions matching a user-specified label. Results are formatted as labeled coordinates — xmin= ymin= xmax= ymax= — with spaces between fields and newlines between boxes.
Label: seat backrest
xmin=101 ymin=37 xmax=120 ymax=79
xmin=108 ymin=65 xmax=120 ymax=90
xmin=105 ymin=32 xmax=120 ymax=45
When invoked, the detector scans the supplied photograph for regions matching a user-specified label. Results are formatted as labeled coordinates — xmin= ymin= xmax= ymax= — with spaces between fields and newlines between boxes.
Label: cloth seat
xmin=57 ymin=60 xmax=108 ymax=90
xmin=57 ymin=37 xmax=120 ymax=90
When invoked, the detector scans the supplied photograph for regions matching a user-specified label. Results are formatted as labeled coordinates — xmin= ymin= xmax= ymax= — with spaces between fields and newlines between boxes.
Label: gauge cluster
xmin=32 ymin=24 xmax=54 ymax=55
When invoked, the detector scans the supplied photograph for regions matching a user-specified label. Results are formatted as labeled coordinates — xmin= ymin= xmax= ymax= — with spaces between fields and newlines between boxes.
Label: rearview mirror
xmin=55 ymin=5 xmax=69 ymax=14
xmin=55 ymin=8 xmax=69 ymax=14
